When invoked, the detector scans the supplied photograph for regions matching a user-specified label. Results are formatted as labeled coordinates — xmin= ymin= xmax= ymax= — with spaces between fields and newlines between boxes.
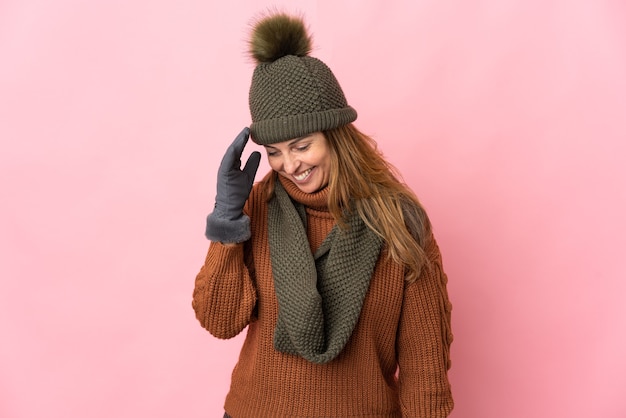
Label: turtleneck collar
xmin=277 ymin=175 xmax=329 ymax=211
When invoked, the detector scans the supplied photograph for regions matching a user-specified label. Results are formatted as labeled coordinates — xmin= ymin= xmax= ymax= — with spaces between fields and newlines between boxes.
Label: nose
xmin=282 ymin=153 xmax=299 ymax=174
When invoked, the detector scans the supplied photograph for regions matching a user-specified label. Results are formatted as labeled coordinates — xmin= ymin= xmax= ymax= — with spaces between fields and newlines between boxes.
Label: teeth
xmin=294 ymin=168 xmax=312 ymax=181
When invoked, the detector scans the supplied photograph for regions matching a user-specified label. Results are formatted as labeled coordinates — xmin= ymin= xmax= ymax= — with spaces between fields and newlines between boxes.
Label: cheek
xmin=319 ymin=153 xmax=332 ymax=171
xmin=267 ymin=157 xmax=281 ymax=172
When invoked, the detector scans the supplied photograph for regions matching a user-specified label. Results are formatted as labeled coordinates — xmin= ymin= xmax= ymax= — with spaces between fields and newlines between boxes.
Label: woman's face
xmin=263 ymin=132 xmax=331 ymax=193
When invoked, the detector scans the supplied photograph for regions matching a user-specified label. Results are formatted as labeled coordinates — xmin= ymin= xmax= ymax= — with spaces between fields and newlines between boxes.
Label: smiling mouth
xmin=293 ymin=168 xmax=313 ymax=181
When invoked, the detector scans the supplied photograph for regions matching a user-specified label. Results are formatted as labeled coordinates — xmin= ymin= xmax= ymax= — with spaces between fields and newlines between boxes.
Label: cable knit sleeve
xmin=192 ymin=241 xmax=257 ymax=339
xmin=397 ymin=236 xmax=454 ymax=417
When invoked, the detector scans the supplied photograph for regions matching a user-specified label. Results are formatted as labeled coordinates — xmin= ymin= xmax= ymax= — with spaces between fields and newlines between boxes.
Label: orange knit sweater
xmin=192 ymin=175 xmax=454 ymax=417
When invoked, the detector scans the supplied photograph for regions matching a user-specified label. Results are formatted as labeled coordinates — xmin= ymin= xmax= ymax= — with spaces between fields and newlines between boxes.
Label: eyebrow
xmin=264 ymin=135 xmax=312 ymax=149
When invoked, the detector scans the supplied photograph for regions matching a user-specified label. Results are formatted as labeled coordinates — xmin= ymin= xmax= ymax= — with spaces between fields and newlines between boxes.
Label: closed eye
xmin=265 ymin=148 xmax=280 ymax=157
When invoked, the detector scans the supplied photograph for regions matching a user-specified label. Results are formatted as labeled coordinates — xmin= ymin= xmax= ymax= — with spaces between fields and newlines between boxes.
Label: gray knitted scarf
xmin=268 ymin=180 xmax=383 ymax=364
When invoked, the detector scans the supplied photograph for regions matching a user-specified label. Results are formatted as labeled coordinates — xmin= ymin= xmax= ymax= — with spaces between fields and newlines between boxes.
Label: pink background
xmin=1 ymin=0 xmax=625 ymax=417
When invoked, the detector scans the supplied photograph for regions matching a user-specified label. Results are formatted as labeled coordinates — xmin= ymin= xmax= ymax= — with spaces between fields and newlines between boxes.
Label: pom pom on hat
xmin=247 ymin=12 xmax=357 ymax=145
xmin=249 ymin=13 xmax=312 ymax=63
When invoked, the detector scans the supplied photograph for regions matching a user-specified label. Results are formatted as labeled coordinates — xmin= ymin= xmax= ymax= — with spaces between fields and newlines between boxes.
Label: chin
xmin=296 ymin=181 xmax=319 ymax=193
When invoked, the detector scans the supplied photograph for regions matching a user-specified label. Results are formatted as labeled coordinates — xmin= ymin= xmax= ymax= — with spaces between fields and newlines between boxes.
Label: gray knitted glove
xmin=205 ymin=128 xmax=261 ymax=243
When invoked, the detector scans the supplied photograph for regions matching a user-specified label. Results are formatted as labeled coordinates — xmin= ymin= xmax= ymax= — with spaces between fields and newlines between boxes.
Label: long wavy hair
xmin=263 ymin=123 xmax=432 ymax=282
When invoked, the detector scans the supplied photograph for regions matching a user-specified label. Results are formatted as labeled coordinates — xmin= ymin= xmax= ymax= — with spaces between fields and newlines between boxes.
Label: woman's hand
xmin=205 ymin=127 xmax=261 ymax=243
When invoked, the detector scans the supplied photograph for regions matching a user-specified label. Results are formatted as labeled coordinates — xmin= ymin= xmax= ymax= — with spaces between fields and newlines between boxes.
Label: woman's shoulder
xmin=398 ymin=193 xmax=433 ymax=246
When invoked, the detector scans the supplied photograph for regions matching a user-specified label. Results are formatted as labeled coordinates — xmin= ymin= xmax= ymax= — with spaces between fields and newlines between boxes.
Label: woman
xmin=193 ymin=12 xmax=454 ymax=418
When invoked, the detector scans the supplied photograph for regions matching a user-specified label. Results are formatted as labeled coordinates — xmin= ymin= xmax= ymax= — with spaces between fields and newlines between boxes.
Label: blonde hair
xmin=262 ymin=124 xmax=432 ymax=282
xmin=325 ymin=124 xmax=431 ymax=282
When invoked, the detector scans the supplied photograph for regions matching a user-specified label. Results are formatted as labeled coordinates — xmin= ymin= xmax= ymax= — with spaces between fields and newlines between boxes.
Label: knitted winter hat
xmin=248 ymin=13 xmax=357 ymax=145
